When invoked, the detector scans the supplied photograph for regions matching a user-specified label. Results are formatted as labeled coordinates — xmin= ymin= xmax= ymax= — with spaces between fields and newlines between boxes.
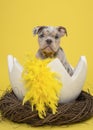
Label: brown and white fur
xmin=33 ymin=26 xmax=73 ymax=76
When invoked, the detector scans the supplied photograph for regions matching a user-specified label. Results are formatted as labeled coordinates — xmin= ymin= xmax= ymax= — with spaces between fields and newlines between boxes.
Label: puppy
xmin=33 ymin=26 xmax=73 ymax=76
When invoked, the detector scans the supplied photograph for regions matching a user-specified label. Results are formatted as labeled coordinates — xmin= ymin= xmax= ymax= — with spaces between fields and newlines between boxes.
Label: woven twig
xmin=0 ymin=91 xmax=93 ymax=126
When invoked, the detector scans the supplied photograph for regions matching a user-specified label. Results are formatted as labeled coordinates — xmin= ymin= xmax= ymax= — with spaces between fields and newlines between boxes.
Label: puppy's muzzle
xmin=46 ymin=39 xmax=52 ymax=45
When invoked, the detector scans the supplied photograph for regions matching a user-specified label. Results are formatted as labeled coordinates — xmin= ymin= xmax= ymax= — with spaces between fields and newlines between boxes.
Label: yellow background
xmin=0 ymin=0 xmax=93 ymax=129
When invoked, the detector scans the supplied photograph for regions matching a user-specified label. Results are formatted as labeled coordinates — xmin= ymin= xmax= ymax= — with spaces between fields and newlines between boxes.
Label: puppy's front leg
xmin=57 ymin=48 xmax=74 ymax=76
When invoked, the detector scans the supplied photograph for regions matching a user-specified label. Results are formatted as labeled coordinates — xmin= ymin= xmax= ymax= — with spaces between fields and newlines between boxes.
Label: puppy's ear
xmin=57 ymin=26 xmax=67 ymax=37
xmin=33 ymin=26 xmax=46 ymax=35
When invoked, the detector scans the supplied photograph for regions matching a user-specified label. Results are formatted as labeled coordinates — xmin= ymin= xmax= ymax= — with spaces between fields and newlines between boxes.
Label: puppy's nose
xmin=46 ymin=39 xmax=52 ymax=44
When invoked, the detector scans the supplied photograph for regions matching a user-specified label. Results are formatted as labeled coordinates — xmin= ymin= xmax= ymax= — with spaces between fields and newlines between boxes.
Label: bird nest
xmin=0 ymin=90 xmax=93 ymax=126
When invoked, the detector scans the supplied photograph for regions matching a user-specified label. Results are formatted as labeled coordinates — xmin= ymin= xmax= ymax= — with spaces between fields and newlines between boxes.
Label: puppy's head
xmin=33 ymin=26 xmax=67 ymax=55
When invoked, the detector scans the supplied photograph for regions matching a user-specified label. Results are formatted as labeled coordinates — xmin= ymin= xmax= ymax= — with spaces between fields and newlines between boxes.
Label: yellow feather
xmin=22 ymin=56 xmax=62 ymax=119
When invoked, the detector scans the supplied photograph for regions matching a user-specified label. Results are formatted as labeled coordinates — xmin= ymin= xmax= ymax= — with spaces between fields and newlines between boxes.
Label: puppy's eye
xmin=55 ymin=35 xmax=59 ymax=39
xmin=39 ymin=34 xmax=44 ymax=38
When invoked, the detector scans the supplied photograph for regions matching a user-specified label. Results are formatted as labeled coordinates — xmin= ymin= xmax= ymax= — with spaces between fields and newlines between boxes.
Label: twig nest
xmin=0 ymin=91 xmax=93 ymax=126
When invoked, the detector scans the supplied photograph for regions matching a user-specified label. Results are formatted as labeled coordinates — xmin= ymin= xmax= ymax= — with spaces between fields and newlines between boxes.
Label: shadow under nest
xmin=0 ymin=91 xmax=93 ymax=126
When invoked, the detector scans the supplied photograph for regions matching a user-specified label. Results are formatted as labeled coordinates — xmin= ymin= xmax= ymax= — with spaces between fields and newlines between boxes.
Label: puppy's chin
xmin=41 ymin=45 xmax=56 ymax=54
xmin=43 ymin=46 xmax=53 ymax=53
xmin=40 ymin=47 xmax=54 ymax=57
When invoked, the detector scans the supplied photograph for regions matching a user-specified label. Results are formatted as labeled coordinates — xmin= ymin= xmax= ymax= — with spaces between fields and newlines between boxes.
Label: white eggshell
xmin=8 ymin=55 xmax=26 ymax=100
xmin=8 ymin=55 xmax=87 ymax=103
xmin=48 ymin=56 xmax=87 ymax=103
